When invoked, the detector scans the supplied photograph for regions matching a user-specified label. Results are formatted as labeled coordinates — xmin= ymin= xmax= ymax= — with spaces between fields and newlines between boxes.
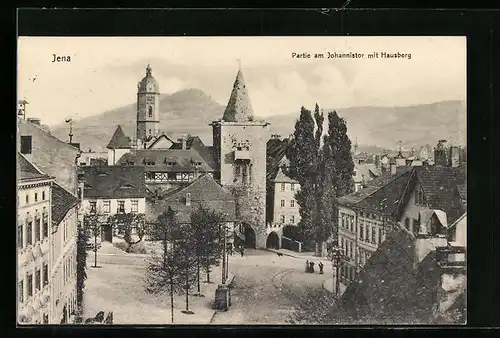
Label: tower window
xmin=148 ymin=106 xmax=153 ymax=118
xmin=149 ymin=129 xmax=152 ymax=135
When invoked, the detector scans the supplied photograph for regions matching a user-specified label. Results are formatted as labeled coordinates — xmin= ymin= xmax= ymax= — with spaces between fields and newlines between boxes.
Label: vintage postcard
xmin=17 ymin=36 xmax=466 ymax=325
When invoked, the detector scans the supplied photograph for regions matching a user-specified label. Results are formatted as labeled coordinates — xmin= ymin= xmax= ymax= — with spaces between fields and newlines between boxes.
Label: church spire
xmin=222 ymin=64 xmax=255 ymax=122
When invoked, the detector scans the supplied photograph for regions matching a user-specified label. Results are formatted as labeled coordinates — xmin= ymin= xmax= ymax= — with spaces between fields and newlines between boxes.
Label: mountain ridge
xmin=49 ymin=88 xmax=466 ymax=153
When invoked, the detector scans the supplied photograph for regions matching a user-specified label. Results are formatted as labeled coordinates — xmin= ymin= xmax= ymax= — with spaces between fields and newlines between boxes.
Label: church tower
xmin=212 ymin=65 xmax=271 ymax=249
xmin=136 ymin=64 xmax=160 ymax=145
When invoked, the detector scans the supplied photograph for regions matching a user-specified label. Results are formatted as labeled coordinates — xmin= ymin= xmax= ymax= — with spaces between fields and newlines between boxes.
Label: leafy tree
xmin=145 ymin=208 xmax=184 ymax=323
xmin=83 ymin=213 xmax=106 ymax=268
xmin=286 ymin=106 xmax=319 ymax=250
xmin=190 ymin=205 xmax=224 ymax=292
xmin=108 ymin=213 xmax=146 ymax=253
xmin=76 ymin=221 xmax=89 ymax=311
xmin=145 ymin=208 xmax=198 ymax=321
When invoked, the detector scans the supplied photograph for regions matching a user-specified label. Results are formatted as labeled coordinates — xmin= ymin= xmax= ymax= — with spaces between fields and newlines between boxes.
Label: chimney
xmin=390 ymin=164 xmax=397 ymax=175
xmin=181 ymin=134 xmax=187 ymax=150
xmin=185 ymin=193 xmax=191 ymax=206
xmin=27 ymin=118 xmax=41 ymax=125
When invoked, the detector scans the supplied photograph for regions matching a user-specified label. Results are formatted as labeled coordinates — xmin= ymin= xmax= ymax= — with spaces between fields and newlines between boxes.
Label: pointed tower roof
xmin=222 ymin=68 xmax=255 ymax=122
xmin=106 ymin=125 xmax=131 ymax=149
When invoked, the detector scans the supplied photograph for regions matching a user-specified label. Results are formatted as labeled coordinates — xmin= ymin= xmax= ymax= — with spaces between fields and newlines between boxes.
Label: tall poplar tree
xmin=286 ymin=107 xmax=318 ymax=249
xmin=322 ymin=111 xmax=355 ymax=244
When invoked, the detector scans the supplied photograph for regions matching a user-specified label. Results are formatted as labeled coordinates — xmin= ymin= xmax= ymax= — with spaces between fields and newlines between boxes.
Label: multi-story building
xmin=17 ymin=153 xmax=53 ymax=324
xmin=17 ymin=115 xmax=82 ymax=324
xmin=79 ymin=166 xmax=146 ymax=242
xmin=337 ymin=164 xmax=466 ymax=290
xmin=50 ymin=183 xmax=80 ymax=324
xmin=270 ymin=167 xmax=300 ymax=226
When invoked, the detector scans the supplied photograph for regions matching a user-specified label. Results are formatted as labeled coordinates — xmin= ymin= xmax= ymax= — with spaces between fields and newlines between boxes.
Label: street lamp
xmin=329 ymin=245 xmax=345 ymax=298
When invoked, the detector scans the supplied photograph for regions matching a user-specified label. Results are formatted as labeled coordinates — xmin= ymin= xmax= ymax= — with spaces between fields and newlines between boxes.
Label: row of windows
xmin=340 ymin=214 xmax=355 ymax=232
xmin=340 ymin=237 xmax=355 ymax=260
xmin=22 ymin=190 xmax=47 ymax=205
xmin=359 ymin=223 xmax=383 ymax=245
xmin=53 ymin=252 xmax=77 ymax=309
xmin=278 ymin=214 xmax=296 ymax=224
xmin=340 ymin=265 xmax=356 ymax=283
xmin=404 ymin=217 xmax=420 ymax=233
xmin=280 ymin=199 xmax=296 ymax=208
xmin=18 ymin=263 xmax=49 ymax=304
xmin=359 ymin=248 xmax=372 ymax=267
xmin=280 ymin=183 xmax=296 ymax=192
xmin=18 ymin=213 xmax=49 ymax=249
xmin=90 ymin=200 xmax=139 ymax=214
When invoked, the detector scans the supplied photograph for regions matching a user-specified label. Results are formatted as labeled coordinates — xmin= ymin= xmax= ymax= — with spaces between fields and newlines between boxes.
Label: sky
xmin=17 ymin=36 xmax=466 ymax=126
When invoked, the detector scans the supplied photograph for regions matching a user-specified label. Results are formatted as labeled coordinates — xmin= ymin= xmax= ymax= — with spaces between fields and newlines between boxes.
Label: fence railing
xmin=282 ymin=236 xmax=302 ymax=252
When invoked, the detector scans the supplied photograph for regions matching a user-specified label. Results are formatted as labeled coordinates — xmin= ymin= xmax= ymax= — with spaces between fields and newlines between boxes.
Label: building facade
xmin=79 ymin=166 xmax=146 ymax=242
xmin=336 ymin=165 xmax=466 ymax=291
xmin=50 ymin=183 xmax=80 ymax=324
xmin=17 ymin=154 xmax=53 ymax=324
xmin=270 ymin=167 xmax=300 ymax=226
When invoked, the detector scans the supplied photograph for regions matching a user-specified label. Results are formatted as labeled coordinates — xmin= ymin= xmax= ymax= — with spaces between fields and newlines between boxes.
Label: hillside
xmin=50 ymin=88 xmax=466 ymax=152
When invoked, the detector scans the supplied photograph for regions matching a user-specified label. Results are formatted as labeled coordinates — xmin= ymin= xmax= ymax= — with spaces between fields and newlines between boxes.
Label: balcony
xmin=234 ymin=150 xmax=251 ymax=161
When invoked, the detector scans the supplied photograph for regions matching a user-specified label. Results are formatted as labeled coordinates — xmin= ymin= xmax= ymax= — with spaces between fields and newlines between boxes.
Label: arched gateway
xmin=266 ymin=232 xmax=280 ymax=249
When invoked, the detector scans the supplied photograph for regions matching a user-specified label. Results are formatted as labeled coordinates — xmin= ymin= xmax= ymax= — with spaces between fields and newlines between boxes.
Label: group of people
xmin=305 ymin=260 xmax=324 ymax=274
xmin=228 ymin=243 xmax=245 ymax=257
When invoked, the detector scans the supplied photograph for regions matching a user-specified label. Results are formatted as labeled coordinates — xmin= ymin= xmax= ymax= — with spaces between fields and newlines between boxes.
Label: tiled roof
xmin=222 ymin=70 xmax=255 ymax=122
xmin=117 ymin=147 xmax=217 ymax=173
xmin=51 ymin=183 xmax=80 ymax=225
xmin=353 ymin=163 xmax=381 ymax=183
xmin=337 ymin=167 xmax=413 ymax=212
xmin=338 ymin=226 xmax=445 ymax=324
xmin=17 ymin=153 xmax=51 ymax=181
xmin=147 ymin=174 xmax=236 ymax=223
xmin=147 ymin=134 xmax=175 ymax=149
xmin=106 ymin=125 xmax=131 ymax=149
xmin=415 ymin=165 xmax=466 ymax=224
xmin=81 ymin=166 xmax=146 ymax=199
xmin=271 ymin=167 xmax=298 ymax=184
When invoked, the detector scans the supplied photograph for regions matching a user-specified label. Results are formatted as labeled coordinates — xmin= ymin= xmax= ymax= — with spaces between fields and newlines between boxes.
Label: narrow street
xmin=211 ymin=249 xmax=331 ymax=324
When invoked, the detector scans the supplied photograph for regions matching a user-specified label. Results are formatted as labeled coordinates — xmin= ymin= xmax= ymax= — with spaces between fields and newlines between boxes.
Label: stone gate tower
xmin=212 ymin=67 xmax=271 ymax=249
xmin=136 ymin=64 xmax=160 ymax=143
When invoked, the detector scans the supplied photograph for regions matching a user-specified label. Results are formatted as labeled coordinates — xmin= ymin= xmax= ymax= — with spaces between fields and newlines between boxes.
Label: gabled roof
xmin=17 ymin=153 xmax=52 ymax=181
xmin=338 ymin=167 xmax=413 ymax=216
xmin=222 ymin=69 xmax=255 ymax=122
xmin=415 ymin=165 xmax=466 ymax=224
xmin=117 ymin=147 xmax=217 ymax=173
xmin=147 ymin=174 xmax=236 ymax=223
xmin=81 ymin=166 xmax=146 ymax=199
xmin=147 ymin=133 xmax=175 ymax=149
xmin=271 ymin=167 xmax=298 ymax=184
xmin=52 ymin=183 xmax=80 ymax=225
xmin=338 ymin=225 xmax=449 ymax=324
xmin=353 ymin=163 xmax=380 ymax=183
xmin=106 ymin=125 xmax=131 ymax=149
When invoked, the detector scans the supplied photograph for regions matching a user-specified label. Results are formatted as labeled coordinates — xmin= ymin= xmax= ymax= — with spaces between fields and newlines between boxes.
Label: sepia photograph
xmin=17 ymin=36 xmax=466 ymax=325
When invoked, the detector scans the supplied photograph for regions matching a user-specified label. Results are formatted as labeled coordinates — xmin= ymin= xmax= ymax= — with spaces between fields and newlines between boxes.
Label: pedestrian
xmin=310 ymin=261 xmax=315 ymax=273
xmin=319 ymin=262 xmax=324 ymax=275
xmin=305 ymin=260 xmax=310 ymax=273
xmin=240 ymin=246 xmax=244 ymax=257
